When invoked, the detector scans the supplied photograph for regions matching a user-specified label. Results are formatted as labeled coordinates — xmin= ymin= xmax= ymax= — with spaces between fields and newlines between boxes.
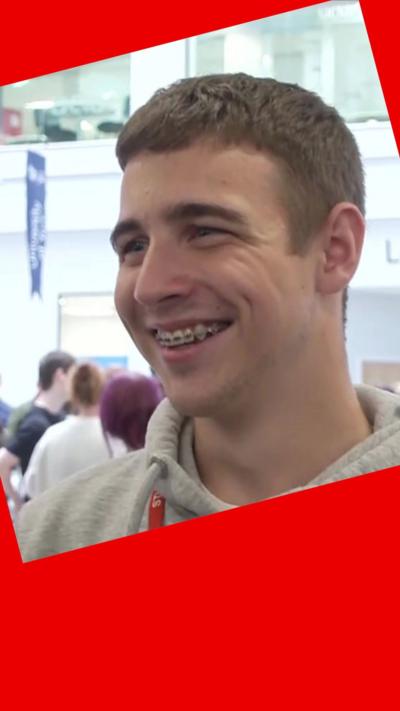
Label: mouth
xmin=152 ymin=321 xmax=232 ymax=350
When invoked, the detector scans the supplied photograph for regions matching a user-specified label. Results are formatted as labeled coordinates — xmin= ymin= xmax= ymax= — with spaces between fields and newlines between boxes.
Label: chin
xmin=165 ymin=388 xmax=221 ymax=418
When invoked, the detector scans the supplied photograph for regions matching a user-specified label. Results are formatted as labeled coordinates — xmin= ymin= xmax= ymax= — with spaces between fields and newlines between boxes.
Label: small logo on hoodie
xmin=151 ymin=491 xmax=164 ymax=508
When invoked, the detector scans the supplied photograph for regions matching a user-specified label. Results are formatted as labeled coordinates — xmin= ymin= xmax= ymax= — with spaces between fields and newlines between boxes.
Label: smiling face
xmin=113 ymin=141 xmax=322 ymax=418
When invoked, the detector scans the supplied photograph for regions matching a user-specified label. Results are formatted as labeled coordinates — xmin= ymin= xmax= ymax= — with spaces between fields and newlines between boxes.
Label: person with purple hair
xmin=100 ymin=374 xmax=164 ymax=452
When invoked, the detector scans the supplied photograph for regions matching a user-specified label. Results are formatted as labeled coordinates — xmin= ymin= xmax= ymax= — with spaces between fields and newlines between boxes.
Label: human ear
xmin=315 ymin=202 xmax=365 ymax=296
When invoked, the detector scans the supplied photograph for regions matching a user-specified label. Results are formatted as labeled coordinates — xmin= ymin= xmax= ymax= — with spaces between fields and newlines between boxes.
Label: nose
xmin=133 ymin=241 xmax=194 ymax=307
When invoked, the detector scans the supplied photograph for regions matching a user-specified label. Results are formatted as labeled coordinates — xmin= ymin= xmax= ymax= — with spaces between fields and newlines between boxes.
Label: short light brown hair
xmin=116 ymin=73 xmax=365 ymax=255
xmin=70 ymin=363 xmax=104 ymax=410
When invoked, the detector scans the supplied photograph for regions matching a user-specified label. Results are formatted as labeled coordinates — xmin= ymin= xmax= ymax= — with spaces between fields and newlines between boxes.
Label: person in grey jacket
xmin=17 ymin=73 xmax=400 ymax=561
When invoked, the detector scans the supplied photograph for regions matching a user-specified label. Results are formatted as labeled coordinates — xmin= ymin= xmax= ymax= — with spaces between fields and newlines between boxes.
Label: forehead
xmin=119 ymin=142 xmax=286 ymax=222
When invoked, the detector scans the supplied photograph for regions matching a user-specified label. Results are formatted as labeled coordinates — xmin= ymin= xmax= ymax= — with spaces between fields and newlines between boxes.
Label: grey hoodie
xmin=17 ymin=385 xmax=400 ymax=561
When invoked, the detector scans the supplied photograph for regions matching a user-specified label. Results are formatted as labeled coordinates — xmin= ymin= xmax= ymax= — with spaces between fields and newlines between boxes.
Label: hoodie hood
xmin=302 ymin=384 xmax=400 ymax=488
xmin=126 ymin=399 xmax=232 ymax=535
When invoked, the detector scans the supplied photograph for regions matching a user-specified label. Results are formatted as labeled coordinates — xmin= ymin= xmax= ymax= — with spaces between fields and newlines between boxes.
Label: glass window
xmin=0 ymin=54 xmax=131 ymax=145
xmin=188 ymin=1 xmax=388 ymax=123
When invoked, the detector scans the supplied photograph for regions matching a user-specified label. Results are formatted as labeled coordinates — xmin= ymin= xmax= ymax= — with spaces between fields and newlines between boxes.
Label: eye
xmin=118 ymin=237 xmax=148 ymax=263
xmin=122 ymin=239 xmax=146 ymax=253
xmin=191 ymin=226 xmax=228 ymax=240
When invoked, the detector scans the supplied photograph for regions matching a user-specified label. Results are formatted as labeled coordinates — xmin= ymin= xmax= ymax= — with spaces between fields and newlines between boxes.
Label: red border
xmin=1 ymin=1 xmax=399 ymax=707
xmin=0 ymin=0 xmax=323 ymax=85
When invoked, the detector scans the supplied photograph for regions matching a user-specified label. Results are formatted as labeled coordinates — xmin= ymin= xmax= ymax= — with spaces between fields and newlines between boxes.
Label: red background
xmin=1 ymin=1 xmax=399 ymax=707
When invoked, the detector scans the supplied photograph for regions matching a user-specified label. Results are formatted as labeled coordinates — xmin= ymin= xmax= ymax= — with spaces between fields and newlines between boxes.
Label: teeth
xmin=194 ymin=324 xmax=207 ymax=341
xmin=172 ymin=330 xmax=184 ymax=346
xmin=183 ymin=329 xmax=195 ymax=343
xmin=208 ymin=323 xmax=220 ymax=335
xmin=155 ymin=322 xmax=227 ymax=347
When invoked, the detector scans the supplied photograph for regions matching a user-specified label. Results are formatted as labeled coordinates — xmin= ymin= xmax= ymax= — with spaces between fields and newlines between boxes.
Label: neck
xmin=193 ymin=337 xmax=371 ymax=506
xmin=78 ymin=405 xmax=99 ymax=417
xmin=35 ymin=390 xmax=65 ymax=415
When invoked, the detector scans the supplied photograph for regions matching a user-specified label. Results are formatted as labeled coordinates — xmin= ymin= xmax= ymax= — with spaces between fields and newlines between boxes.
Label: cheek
xmin=231 ymin=259 xmax=305 ymax=337
xmin=114 ymin=270 xmax=132 ymax=315
xmin=219 ymin=251 xmax=266 ymax=296
xmin=114 ymin=272 xmax=146 ymax=343
xmin=224 ymin=255 xmax=277 ymax=314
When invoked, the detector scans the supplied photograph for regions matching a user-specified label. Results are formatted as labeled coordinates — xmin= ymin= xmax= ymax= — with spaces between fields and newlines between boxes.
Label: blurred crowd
xmin=0 ymin=351 xmax=163 ymax=519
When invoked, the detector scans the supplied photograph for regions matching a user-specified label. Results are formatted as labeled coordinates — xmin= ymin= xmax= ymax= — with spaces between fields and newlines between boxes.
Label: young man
xmin=17 ymin=74 xmax=400 ymax=561
xmin=0 ymin=350 xmax=75 ymax=508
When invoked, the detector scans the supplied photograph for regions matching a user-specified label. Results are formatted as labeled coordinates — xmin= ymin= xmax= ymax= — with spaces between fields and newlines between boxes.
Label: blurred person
xmin=7 ymin=400 xmax=35 ymax=439
xmin=0 ymin=350 xmax=75 ymax=507
xmin=100 ymin=373 xmax=164 ymax=451
xmin=103 ymin=365 xmax=129 ymax=384
xmin=18 ymin=74 xmax=400 ymax=561
xmin=24 ymin=363 xmax=125 ymax=499
xmin=0 ymin=373 xmax=12 ymax=447
xmin=7 ymin=382 xmax=73 ymax=442
xmin=0 ymin=373 xmax=12 ymax=431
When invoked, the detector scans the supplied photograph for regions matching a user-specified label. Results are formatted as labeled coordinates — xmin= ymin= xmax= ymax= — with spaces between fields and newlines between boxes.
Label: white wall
xmin=0 ymin=140 xmax=121 ymax=234
xmin=346 ymin=289 xmax=400 ymax=384
xmin=352 ymin=218 xmax=400 ymax=289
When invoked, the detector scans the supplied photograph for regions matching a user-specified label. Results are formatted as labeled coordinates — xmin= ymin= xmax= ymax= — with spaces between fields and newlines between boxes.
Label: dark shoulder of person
xmin=6 ymin=406 xmax=65 ymax=473
xmin=22 ymin=405 xmax=64 ymax=429
xmin=10 ymin=406 xmax=64 ymax=441
xmin=6 ymin=400 xmax=33 ymax=438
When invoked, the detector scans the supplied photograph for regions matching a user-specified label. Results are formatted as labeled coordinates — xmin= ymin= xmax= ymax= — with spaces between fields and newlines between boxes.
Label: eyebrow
xmin=164 ymin=202 xmax=250 ymax=226
xmin=110 ymin=218 xmax=142 ymax=250
xmin=110 ymin=202 xmax=250 ymax=250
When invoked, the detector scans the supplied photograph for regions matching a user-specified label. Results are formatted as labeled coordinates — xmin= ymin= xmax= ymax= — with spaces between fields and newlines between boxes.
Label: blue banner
xmin=26 ymin=151 xmax=46 ymax=298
